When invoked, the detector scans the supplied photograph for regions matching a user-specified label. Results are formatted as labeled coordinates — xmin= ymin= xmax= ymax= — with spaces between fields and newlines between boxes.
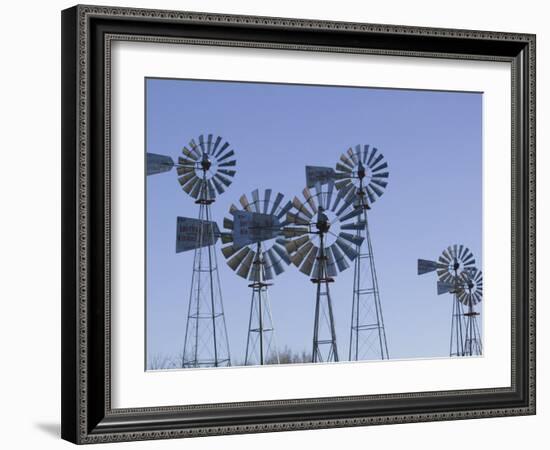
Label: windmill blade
xmin=302 ymin=188 xmax=318 ymax=214
xmin=361 ymin=144 xmax=370 ymax=163
xmin=354 ymin=144 xmax=362 ymax=163
xmin=340 ymin=221 xmax=366 ymax=231
xmin=210 ymin=136 xmax=222 ymax=155
xmin=176 ymin=165 xmax=194 ymax=176
xmin=370 ymin=178 xmax=388 ymax=189
xmin=190 ymin=178 xmax=204 ymax=199
xmin=338 ymin=207 xmax=363 ymax=222
xmin=367 ymin=147 xmax=378 ymax=166
xmin=372 ymin=162 xmax=388 ymax=173
xmin=220 ymin=233 xmax=233 ymax=244
xmin=330 ymin=243 xmax=349 ymax=272
xmin=270 ymin=192 xmax=284 ymax=216
xmin=306 ymin=166 xmax=336 ymax=188
xmin=325 ymin=180 xmax=335 ymax=212
xmin=335 ymin=238 xmax=358 ymax=261
xmin=336 ymin=162 xmax=353 ymax=173
xmin=339 ymin=154 xmax=354 ymax=169
xmin=282 ymin=226 xmax=309 ymax=238
xmin=218 ymin=160 xmax=236 ymax=168
xmin=239 ymin=194 xmax=252 ymax=211
xmin=292 ymin=196 xmax=314 ymax=219
xmin=338 ymin=232 xmax=364 ymax=247
xmin=211 ymin=176 xmax=225 ymax=195
xmin=325 ymin=247 xmax=338 ymax=277
xmin=198 ymin=134 xmax=207 ymax=155
xmin=177 ymin=156 xmax=196 ymax=167
xmin=251 ymin=189 xmax=261 ymax=212
xmin=221 ymin=244 xmax=239 ymax=259
xmin=176 ymin=217 xmax=220 ymax=253
xmin=263 ymin=189 xmax=272 ymax=214
xmin=218 ymin=149 xmax=235 ymax=163
xmin=206 ymin=180 xmax=216 ymax=200
xmin=188 ymin=139 xmax=201 ymax=158
xmin=291 ymin=241 xmax=314 ymax=266
xmin=206 ymin=134 xmax=213 ymax=154
xmin=273 ymin=240 xmax=291 ymax=265
xmin=277 ymin=200 xmax=294 ymax=223
xmin=369 ymin=153 xmax=384 ymax=169
xmin=215 ymin=142 xmax=230 ymax=158
xmin=178 ymin=172 xmax=196 ymax=187
xmin=370 ymin=183 xmax=384 ymax=198
xmin=347 ymin=147 xmax=359 ymax=165
xmin=214 ymin=173 xmax=233 ymax=187
xmin=236 ymin=250 xmax=256 ymax=279
xmin=227 ymin=247 xmax=251 ymax=271
xmin=331 ymin=182 xmax=353 ymax=212
xmin=373 ymin=172 xmax=389 ymax=179
xmin=300 ymin=246 xmax=318 ymax=276
xmin=147 ymin=153 xmax=174 ymax=175
xmin=218 ymin=169 xmax=236 ymax=178
xmin=285 ymin=235 xmax=310 ymax=254
xmin=335 ymin=190 xmax=355 ymax=217
xmin=232 ymin=210 xmax=281 ymax=247
xmin=365 ymin=186 xmax=376 ymax=205
xmin=417 ymin=259 xmax=441 ymax=275
xmin=286 ymin=212 xmax=310 ymax=226
xmin=266 ymin=248 xmax=285 ymax=276
xmin=182 ymin=146 xmax=198 ymax=161
xmin=335 ymin=179 xmax=352 ymax=191
xmin=182 ymin=176 xmax=200 ymax=195
xmin=223 ymin=217 xmax=234 ymax=230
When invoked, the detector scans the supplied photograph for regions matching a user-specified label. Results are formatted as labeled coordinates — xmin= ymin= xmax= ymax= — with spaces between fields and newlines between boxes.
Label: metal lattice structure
xmin=418 ymin=245 xmax=476 ymax=357
xmin=147 ymin=134 xmax=236 ymax=368
xmin=221 ymin=189 xmax=293 ymax=365
xmin=285 ymin=179 xmax=364 ymax=363
xmin=334 ymin=145 xmax=389 ymax=361
xmin=459 ymin=267 xmax=483 ymax=356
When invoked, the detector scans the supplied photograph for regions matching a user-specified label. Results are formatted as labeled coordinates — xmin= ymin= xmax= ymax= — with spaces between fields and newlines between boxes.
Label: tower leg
xmin=244 ymin=246 xmax=279 ymax=365
xmin=463 ymin=306 xmax=482 ymax=356
xmin=182 ymin=201 xmax=231 ymax=368
xmin=449 ymin=295 xmax=466 ymax=357
xmin=348 ymin=209 xmax=389 ymax=361
xmin=312 ymin=237 xmax=339 ymax=363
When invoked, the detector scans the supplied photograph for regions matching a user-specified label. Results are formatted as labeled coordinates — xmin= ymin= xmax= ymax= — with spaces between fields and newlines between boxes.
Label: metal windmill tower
xmin=147 ymin=134 xmax=236 ymax=368
xmin=334 ymin=145 xmax=390 ymax=361
xmin=418 ymin=245 xmax=476 ymax=357
xmin=221 ymin=189 xmax=294 ymax=366
xmin=285 ymin=176 xmax=364 ymax=363
xmin=458 ymin=267 xmax=483 ymax=356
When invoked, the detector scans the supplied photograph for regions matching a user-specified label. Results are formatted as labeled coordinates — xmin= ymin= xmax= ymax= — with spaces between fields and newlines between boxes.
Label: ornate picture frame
xmin=61 ymin=4 xmax=535 ymax=444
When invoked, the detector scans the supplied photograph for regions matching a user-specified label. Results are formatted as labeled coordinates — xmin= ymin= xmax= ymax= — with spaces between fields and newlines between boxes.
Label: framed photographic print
xmin=61 ymin=4 xmax=536 ymax=444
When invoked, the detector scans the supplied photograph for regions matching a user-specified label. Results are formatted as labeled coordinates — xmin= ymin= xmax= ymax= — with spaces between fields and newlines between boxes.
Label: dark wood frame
xmin=61 ymin=4 xmax=536 ymax=444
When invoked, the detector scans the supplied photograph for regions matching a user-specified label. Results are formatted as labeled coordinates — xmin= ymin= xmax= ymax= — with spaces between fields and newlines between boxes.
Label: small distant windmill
xmin=147 ymin=134 xmax=236 ymax=368
xmin=285 ymin=174 xmax=364 ymax=363
xmin=459 ymin=267 xmax=483 ymax=356
xmin=335 ymin=145 xmax=390 ymax=361
xmin=221 ymin=189 xmax=294 ymax=366
xmin=418 ymin=245 xmax=476 ymax=357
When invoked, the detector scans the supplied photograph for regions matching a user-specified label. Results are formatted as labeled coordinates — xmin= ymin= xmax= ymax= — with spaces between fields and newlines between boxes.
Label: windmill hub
xmin=357 ymin=161 xmax=366 ymax=180
xmin=316 ymin=208 xmax=331 ymax=234
xmin=200 ymin=153 xmax=212 ymax=171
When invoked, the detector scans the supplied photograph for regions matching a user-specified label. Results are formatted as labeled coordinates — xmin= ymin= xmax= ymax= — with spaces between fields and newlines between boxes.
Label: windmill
xmin=284 ymin=176 xmax=364 ymax=363
xmin=147 ymin=133 xmax=236 ymax=368
xmin=417 ymin=244 xmax=476 ymax=357
xmin=458 ymin=267 xmax=483 ymax=356
xmin=221 ymin=189 xmax=294 ymax=366
xmin=334 ymin=145 xmax=390 ymax=361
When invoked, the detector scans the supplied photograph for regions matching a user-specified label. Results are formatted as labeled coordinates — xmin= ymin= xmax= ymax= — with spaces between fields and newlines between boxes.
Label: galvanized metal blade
xmin=338 ymin=232 xmax=364 ymax=247
xmin=292 ymin=196 xmax=314 ymax=219
xmin=215 ymin=141 xmax=230 ymax=158
xmin=339 ymin=154 xmax=354 ymax=169
xmin=236 ymin=250 xmax=255 ymax=279
xmin=362 ymin=144 xmax=370 ymax=163
xmin=372 ymin=161 xmax=388 ymax=173
xmin=223 ymin=217 xmax=234 ymax=230
xmin=182 ymin=147 xmax=198 ymax=161
xmin=270 ymin=192 xmax=284 ymax=216
xmin=273 ymin=241 xmax=291 ymax=265
xmin=335 ymin=237 xmax=358 ymax=261
xmin=338 ymin=207 xmax=363 ymax=223
xmin=221 ymin=244 xmax=239 ymax=259
xmin=373 ymin=171 xmax=389 ymax=179
xmin=263 ymin=189 xmax=272 ymax=214
xmin=214 ymin=173 xmax=233 ymax=187
xmin=303 ymin=188 xmax=318 ymax=214
xmin=178 ymin=172 xmax=196 ymax=187
xmin=330 ymin=243 xmax=350 ymax=272
xmin=212 ymin=176 xmax=225 ymax=195
xmin=340 ymin=221 xmax=366 ymax=231
xmin=325 ymin=246 xmax=338 ymax=277
xmin=251 ymin=189 xmax=261 ymax=212
xmin=217 ymin=149 xmax=235 ymax=163
xmin=347 ymin=147 xmax=359 ymax=165
xmin=336 ymin=162 xmax=352 ymax=173
xmin=227 ymin=247 xmax=251 ymax=271
xmin=182 ymin=176 xmax=200 ymax=195
xmin=299 ymin=245 xmax=318 ymax=276
xmin=239 ymin=194 xmax=251 ymax=211
xmin=218 ymin=159 xmax=236 ymax=168
xmin=286 ymin=212 xmax=310 ymax=226
xmin=292 ymin=241 xmax=314 ymax=266
xmin=218 ymin=169 xmax=236 ymax=178
xmin=367 ymin=147 xmax=378 ymax=166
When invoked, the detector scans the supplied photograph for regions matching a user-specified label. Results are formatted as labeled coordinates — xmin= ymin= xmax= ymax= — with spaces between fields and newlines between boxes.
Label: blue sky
xmin=145 ymin=78 xmax=482 ymax=367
